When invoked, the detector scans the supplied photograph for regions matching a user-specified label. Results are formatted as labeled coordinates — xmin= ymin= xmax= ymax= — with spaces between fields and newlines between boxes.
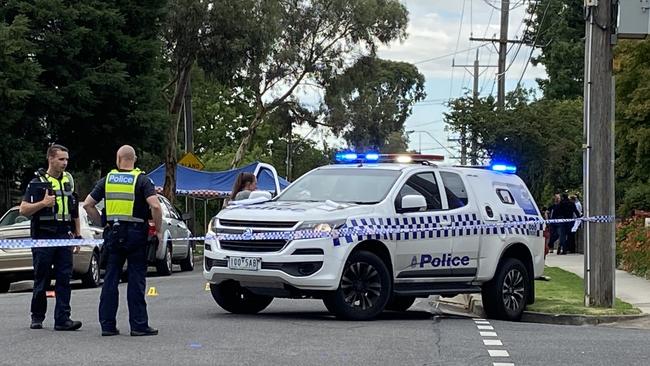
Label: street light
xmin=405 ymin=130 xmax=456 ymax=157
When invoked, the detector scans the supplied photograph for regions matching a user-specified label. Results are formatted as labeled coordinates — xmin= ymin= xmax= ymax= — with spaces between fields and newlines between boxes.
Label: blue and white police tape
xmin=0 ymin=238 xmax=104 ymax=249
xmin=0 ymin=216 xmax=612 ymax=249
xmin=205 ymin=215 xmax=613 ymax=243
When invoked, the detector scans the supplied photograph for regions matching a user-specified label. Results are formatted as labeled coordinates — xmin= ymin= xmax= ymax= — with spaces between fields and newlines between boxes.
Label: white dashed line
xmin=477 ymin=325 xmax=495 ymax=330
xmin=480 ymin=331 xmax=498 ymax=337
xmin=475 ymin=319 xmax=515 ymax=365
xmin=483 ymin=339 xmax=503 ymax=346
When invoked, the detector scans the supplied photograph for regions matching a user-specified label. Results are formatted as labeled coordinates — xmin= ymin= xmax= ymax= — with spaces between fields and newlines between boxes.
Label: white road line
xmin=475 ymin=320 xmax=491 ymax=324
xmin=483 ymin=339 xmax=503 ymax=346
xmin=477 ymin=325 xmax=495 ymax=330
xmin=488 ymin=350 xmax=510 ymax=357
xmin=479 ymin=331 xmax=498 ymax=337
xmin=474 ymin=318 xmax=486 ymax=321
xmin=493 ymin=363 xmax=515 ymax=366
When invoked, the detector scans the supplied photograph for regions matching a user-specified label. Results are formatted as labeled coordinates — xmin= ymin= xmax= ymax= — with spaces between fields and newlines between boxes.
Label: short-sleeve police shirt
xmin=89 ymin=171 xmax=156 ymax=223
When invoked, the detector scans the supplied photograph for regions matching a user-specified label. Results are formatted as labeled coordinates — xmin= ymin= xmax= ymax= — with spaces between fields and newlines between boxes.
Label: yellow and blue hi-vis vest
xmin=105 ymin=168 xmax=144 ymax=223
xmin=38 ymin=171 xmax=74 ymax=224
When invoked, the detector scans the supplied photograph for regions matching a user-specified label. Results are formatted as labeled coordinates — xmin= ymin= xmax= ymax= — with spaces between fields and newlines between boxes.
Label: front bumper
xmin=202 ymin=236 xmax=347 ymax=291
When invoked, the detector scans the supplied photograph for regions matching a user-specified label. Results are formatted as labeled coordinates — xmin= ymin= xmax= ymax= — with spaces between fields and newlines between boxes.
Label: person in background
xmin=223 ymin=173 xmax=257 ymax=207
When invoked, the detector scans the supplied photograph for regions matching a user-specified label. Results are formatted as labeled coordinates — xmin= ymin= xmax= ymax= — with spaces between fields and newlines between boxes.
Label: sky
xmin=299 ymin=0 xmax=547 ymax=163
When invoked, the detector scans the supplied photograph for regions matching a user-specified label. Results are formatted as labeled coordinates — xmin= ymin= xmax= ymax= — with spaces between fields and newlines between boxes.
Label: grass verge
xmin=527 ymin=266 xmax=641 ymax=316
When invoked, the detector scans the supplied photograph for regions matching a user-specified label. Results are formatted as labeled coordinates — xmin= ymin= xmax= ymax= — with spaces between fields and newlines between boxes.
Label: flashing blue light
xmin=491 ymin=163 xmax=517 ymax=174
xmin=365 ymin=153 xmax=379 ymax=161
xmin=334 ymin=151 xmax=381 ymax=163
xmin=335 ymin=152 xmax=358 ymax=162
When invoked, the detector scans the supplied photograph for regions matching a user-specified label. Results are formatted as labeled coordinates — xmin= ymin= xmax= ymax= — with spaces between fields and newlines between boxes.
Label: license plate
xmin=227 ymin=256 xmax=261 ymax=271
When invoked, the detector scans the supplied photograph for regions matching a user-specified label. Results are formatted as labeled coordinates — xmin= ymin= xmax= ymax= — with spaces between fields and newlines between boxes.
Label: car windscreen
xmin=0 ymin=209 xmax=20 ymax=226
xmin=276 ymin=168 xmax=401 ymax=204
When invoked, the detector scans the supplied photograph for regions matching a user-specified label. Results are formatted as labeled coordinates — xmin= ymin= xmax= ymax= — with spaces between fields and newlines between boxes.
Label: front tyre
xmin=482 ymin=257 xmax=529 ymax=321
xmin=323 ymin=250 xmax=391 ymax=320
xmin=210 ymin=280 xmax=273 ymax=314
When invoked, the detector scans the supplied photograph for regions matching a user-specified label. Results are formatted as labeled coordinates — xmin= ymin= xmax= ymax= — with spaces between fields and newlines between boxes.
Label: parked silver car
xmin=0 ymin=205 xmax=103 ymax=293
xmin=152 ymin=195 xmax=194 ymax=275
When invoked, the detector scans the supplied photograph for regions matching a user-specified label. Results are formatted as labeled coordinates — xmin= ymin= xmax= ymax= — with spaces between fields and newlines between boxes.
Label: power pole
xmin=470 ymin=0 xmax=524 ymax=109
xmin=497 ymin=0 xmax=509 ymax=109
xmin=452 ymin=49 xmax=496 ymax=164
xmin=583 ymin=0 xmax=615 ymax=308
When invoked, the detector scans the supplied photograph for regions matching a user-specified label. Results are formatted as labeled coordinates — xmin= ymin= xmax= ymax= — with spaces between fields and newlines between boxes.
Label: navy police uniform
xmin=23 ymin=171 xmax=79 ymax=329
xmin=89 ymin=169 xmax=157 ymax=335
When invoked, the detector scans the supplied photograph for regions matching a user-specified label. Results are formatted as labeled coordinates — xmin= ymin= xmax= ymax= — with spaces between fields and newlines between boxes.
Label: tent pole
xmin=204 ymin=199 xmax=208 ymax=233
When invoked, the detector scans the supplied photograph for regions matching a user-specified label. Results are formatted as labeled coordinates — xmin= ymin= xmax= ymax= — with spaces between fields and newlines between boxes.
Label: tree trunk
xmin=230 ymin=110 xmax=266 ymax=168
xmin=163 ymin=63 xmax=193 ymax=204
xmin=163 ymin=112 xmax=182 ymax=203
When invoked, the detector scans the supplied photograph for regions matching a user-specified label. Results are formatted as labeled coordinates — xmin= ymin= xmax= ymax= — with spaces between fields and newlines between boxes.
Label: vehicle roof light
xmin=395 ymin=155 xmax=412 ymax=163
xmin=490 ymin=163 xmax=517 ymax=174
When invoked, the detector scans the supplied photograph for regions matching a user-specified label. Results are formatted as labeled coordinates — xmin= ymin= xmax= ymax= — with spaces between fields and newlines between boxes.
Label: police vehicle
xmin=203 ymin=153 xmax=544 ymax=321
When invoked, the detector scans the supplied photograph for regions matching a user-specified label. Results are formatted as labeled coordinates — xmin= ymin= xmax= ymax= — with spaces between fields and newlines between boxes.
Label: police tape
xmin=0 ymin=216 xmax=612 ymax=249
xmin=0 ymin=238 xmax=104 ymax=249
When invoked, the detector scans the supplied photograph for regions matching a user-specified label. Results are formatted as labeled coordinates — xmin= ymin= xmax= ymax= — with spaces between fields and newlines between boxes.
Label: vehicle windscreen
xmin=0 ymin=209 xmax=20 ymax=226
xmin=277 ymin=168 xmax=401 ymax=204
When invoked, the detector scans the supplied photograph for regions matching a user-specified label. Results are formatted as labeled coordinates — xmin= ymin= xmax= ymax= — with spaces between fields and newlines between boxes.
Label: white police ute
xmin=203 ymin=153 xmax=544 ymax=321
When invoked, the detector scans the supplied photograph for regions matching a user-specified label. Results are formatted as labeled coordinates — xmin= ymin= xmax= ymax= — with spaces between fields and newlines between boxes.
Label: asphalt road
xmin=1 ymin=269 xmax=649 ymax=366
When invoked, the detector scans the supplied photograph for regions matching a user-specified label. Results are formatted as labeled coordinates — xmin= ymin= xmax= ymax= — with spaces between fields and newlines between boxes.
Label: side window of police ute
xmin=395 ymin=172 xmax=442 ymax=211
xmin=439 ymin=172 xmax=468 ymax=209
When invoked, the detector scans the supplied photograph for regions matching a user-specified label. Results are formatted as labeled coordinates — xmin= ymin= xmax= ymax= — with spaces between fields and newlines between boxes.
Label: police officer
xmin=83 ymin=145 xmax=162 ymax=336
xmin=19 ymin=144 xmax=82 ymax=331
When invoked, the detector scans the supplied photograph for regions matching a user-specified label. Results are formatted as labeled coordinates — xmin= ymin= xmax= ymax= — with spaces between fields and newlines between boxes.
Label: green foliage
xmin=444 ymin=90 xmax=582 ymax=202
xmin=323 ymin=56 xmax=425 ymax=150
xmin=0 ymin=14 xmax=43 ymax=176
xmin=525 ymin=0 xmax=584 ymax=100
xmin=1 ymin=0 xmax=168 ymax=178
xmin=198 ymin=0 xmax=410 ymax=167
xmin=616 ymin=218 xmax=650 ymax=279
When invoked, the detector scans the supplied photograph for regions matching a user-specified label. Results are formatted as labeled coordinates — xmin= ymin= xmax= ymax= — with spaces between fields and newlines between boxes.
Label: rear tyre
xmin=156 ymin=244 xmax=172 ymax=276
xmin=81 ymin=252 xmax=101 ymax=288
xmin=322 ymin=250 xmax=391 ymax=320
xmin=482 ymin=257 xmax=529 ymax=321
xmin=179 ymin=244 xmax=194 ymax=272
xmin=385 ymin=295 xmax=416 ymax=312
xmin=210 ymin=281 xmax=273 ymax=314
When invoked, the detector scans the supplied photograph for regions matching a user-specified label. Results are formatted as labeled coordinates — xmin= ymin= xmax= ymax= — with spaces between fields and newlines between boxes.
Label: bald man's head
xmin=116 ymin=145 xmax=137 ymax=169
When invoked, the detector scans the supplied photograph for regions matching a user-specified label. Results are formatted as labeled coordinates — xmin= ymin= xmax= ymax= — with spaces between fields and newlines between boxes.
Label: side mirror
xmin=249 ymin=191 xmax=272 ymax=200
xmin=400 ymin=195 xmax=427 ymax=213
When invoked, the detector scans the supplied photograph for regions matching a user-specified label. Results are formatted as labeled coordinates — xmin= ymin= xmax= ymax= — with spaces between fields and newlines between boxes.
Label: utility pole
xmin=470 ymin=0 xmax=524 ymax=109
xmin=452 ymin=49 xmax=496 ymax=164
xmin=583 ymin=0 xmax=615 ymax=308
xmin=497 ymin=0 xmax=509 ymax=109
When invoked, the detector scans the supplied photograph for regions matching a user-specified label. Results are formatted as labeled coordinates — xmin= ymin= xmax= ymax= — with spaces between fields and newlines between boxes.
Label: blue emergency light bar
xmin=490 ymin=163 xmax=517 ymax=174
xmin=334 ymin=151 xmax=444 ymax=164
xmin=334 ymin=151 xmax=380 ymax=163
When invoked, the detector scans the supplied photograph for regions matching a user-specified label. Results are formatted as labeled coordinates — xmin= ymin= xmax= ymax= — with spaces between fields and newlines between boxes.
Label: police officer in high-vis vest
xmin=83 ymin=145 xmax=162 ymax=336
xmin=19 ymin=144 xmax=82 ymax=331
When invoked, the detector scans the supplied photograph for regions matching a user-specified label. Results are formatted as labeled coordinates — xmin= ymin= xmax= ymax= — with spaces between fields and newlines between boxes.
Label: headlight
xmin=206 ymin=217 xmax=218 ymax=235
xmin=297 ymin=219 xmax=347 ymax=233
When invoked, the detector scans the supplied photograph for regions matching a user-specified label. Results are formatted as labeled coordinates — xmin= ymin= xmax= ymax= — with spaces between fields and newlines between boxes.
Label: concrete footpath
xmin=545 ymin=253 xmax=650 ymax=314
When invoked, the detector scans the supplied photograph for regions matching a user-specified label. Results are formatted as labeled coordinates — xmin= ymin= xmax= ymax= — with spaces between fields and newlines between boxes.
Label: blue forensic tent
xmin=148 ymin=162 xmax=290 ymax=199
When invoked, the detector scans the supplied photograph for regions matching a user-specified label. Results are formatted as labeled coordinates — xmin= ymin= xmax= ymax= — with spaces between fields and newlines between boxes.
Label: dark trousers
xmin=548 ymin=224 xmax=559 ymax=251
xmin=31 ymin=236 xmax=73 ymax=325
xmin=99 ymin=225 xmax=149 ymax=332
xmin=557 ymin=222 xmax=573 ymax=254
